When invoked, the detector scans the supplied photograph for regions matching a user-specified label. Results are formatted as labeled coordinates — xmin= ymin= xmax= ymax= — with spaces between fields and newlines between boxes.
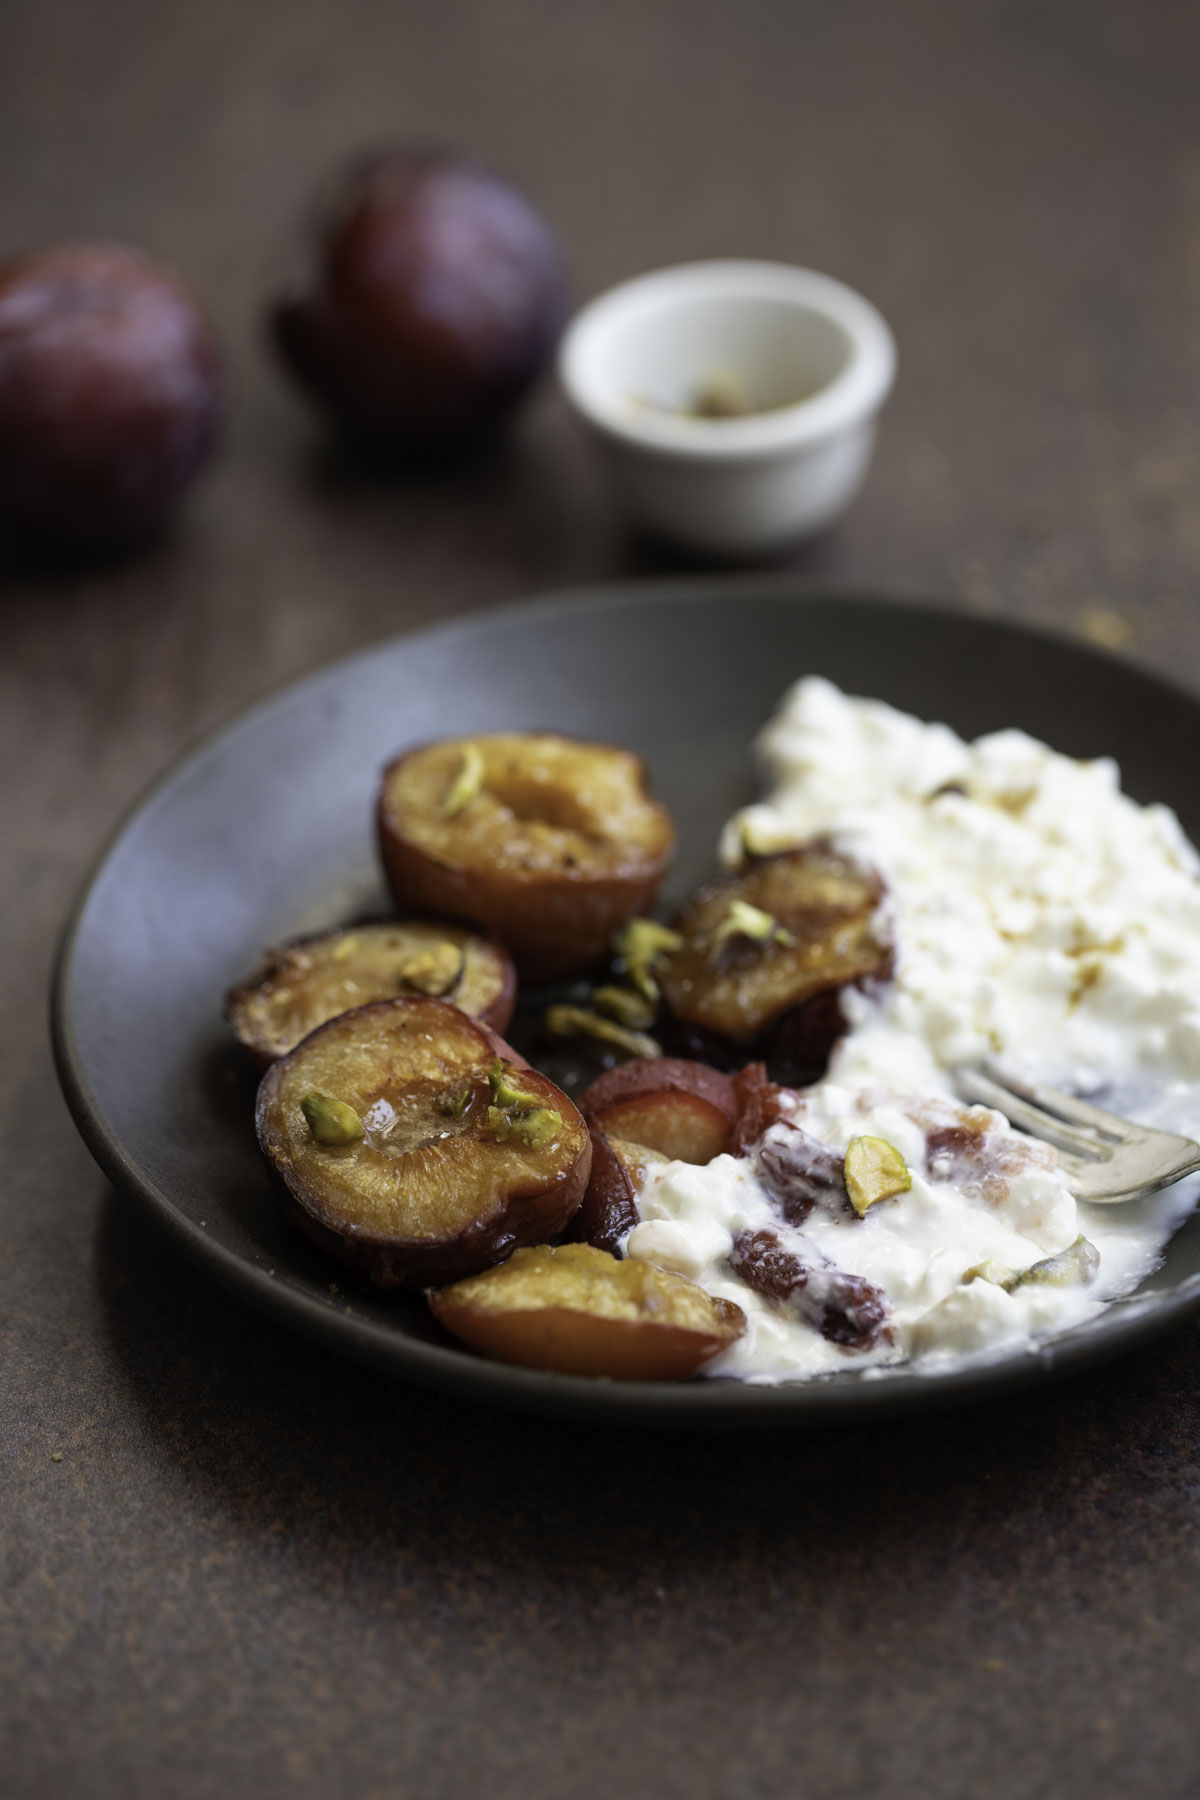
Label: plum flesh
xmin=576 ymin=1056 xmax=737 ymax=1165
xmin=378 ymin=733 xmax=675 ymax=981
xmin=658 ymin=845 xmax=889 ymax=1080
xmin=227 ymin=919 xmax=516 ymax=1067
xmin=429 ymin=1242 xmax=745 ymax=1380
xmin=256 ymin=998 xmax=590 ymax=1289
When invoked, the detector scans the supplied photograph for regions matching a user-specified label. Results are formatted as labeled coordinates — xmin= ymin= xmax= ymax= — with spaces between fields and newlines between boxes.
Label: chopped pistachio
xmin=442 ymin=742 xmax=485 ymax=817
xmin=1012 ymin=1234 xmax=1100 ymax=1290
xmin=963 ymin=1235 xmax=1100 ymax=1293
xmin=486 ymin=1103 xmax=562 ymax=1147
xmin=435 ymin=1082 xmax=474 ymax=1119
xmin=615 ymin=918 xmax=683 ymax=963
xmin=398 ymin=941 xmax=464 ymax=997
xmin=487 ymin=1059 xmax=543 ymax=1112
xmin=545 ymin=1003 xmax=662 ymax=1062
xmin=712 ymin=897 xmax=795 ymax=951
xmin=626 ymin=965 xmax=660 ymax=1007
xmin=331 ymin=934 xmax=359 ymax=962
xmin=511 ymin=1106 xmax=561 ymax=1147
xmin=484 ymin=1059 xmax=561 ymax=1146
xmin=962 ymin=1258 xmax=1020 ymax=1290
xmin=613 ymin=917 xmax=682 ymax=1004
xmin=593 ymin=983 xmax=657 ymax=1031
xmin=737 ymin=819 xmax=776 ymax=862
xmin=486 ymin=1103 xmax=511 ymax=1139
xmin=844 ymin=1136 xmax=911 ymax=1215
xmin=300 ymin=1091 xmax=364 ymax=1146
xmin=513 ymin=1107 xmax=561 ymax=1147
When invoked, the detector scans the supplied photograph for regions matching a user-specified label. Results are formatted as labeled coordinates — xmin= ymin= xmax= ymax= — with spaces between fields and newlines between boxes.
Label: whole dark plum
xmin=271 ymin=146 xmax=567 ymax=450
xmin=0 ymin=244 xmax=223 ymax=549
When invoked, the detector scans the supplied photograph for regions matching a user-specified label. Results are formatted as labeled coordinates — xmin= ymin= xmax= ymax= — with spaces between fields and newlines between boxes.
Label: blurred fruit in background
xmin=0 ymin=245 xmax=224 ymax=551
xmin=270 ymin=145 xmax=566 ymax=453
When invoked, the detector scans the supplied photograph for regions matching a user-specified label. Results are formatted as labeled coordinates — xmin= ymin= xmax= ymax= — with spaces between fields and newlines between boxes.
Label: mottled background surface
xmin=6 ymin=2 xmax=1200 ymax=1794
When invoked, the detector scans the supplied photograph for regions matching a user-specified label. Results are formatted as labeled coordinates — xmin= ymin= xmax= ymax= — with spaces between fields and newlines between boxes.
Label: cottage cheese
xmin=625 ymin=677 xmax=1200 ymax=1382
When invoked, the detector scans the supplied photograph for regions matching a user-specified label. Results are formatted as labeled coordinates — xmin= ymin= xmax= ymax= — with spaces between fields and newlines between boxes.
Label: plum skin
xmin=271 ymin=144 xmax=567 ymax=449
xmin=0 ymin=243 xmax=223 ymax=548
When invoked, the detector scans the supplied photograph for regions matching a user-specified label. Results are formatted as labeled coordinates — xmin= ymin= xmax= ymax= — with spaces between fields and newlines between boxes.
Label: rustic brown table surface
xmin=6 ymin=2 xmax=1200 ymax=1795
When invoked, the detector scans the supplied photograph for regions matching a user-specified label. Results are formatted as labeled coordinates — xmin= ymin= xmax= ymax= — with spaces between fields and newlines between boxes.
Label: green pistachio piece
xmin=435 ymin=1082 xmax=474 ymax=1119
xmin=615 ymin=918 xmax=684 ymax=963
xmin=486 ymin=1103 xmax=562 ymax=1147
xmin=484 ymin=1060 xmax=561 ymax=1146
xmin=613 ymin=917 xmax=683 ymax=1005
xmin=962 ymin=1258 xmax=1020 ymax=1289
xmin=592 ymin=983 xmax=658 ymax=1031
xmin=487 ymin=1104 xmax=513 ymax=1140
xmin=963 ymin=1235 xmax=1100 ymax=1293
xmin=627 ymin=965 xmax=660 ymax=1007
xmin=511 ymin=1107 xmax=562 ymax=1147
xmin=487 ymin=1059 xmax=543 ymax=1112
xmin=442 ymin=743 xmax=485 ymax=817
xmin=398 ymin=941 xmax=464 ymax=997
xmin=1012 ymin=1235 xmax=1100 ymax=1290
xmin=737 ymin=819 xmax=776 ymax=862
xmin=844 ymin=1136 xmax=912 ymax=1215
xmin=300 ymin=1092 xmax=365 ymax=1146
xmin=545 ymin=1004 xmax=662 ymax=1062
xmin=711 ymin=897 xmax=795 ymax=951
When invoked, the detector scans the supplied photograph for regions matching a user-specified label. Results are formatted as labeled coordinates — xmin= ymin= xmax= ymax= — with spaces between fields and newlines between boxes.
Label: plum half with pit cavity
xmin=256 ymin=997 xmax=591 ymax=1288
xmin=377 ymin=733 xmax=675 ymax=981
xmin=226 ymin=919 xmax=516 ymax=1068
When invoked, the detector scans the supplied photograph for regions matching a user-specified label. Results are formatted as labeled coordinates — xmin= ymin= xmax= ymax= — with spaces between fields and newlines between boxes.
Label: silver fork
xmin=954 ymin=1066 xmax=1200 ymax=1203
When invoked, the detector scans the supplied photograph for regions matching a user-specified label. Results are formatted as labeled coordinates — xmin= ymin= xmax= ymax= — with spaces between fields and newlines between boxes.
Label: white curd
xmin=625 ymin=678 xmax=1200 ymax=1382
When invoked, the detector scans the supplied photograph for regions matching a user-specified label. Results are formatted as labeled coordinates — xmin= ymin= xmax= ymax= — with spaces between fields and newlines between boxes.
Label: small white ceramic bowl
xmin=558 ymin=260 xmax=896 ymax=558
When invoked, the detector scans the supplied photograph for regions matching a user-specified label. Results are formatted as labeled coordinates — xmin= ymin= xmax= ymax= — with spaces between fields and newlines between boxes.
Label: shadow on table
xmin=290 ymin=399 xmax=849 ymax=596
xmin=92 ymin=1182 xmax=1200 ymax=1611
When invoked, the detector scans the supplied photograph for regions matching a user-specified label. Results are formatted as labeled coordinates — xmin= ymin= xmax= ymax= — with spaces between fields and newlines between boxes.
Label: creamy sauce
xmin=626 ymin=678 xmax=1200 ymax=1382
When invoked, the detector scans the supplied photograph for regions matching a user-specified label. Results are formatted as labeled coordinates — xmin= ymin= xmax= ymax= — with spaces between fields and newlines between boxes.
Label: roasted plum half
xmin=256 ymin=998 xmax=590 ymax=1289
xmin=227 ymin=919 xmax=516 ymax=1067
xmin=577 ymin=1057 xmax=738 ymax=1165
xmin=378 ymin=733 xmax=675 ymax=981
xmin=657 ymin=844 xmax=889 ymax=1077
xmin=428 ymin=1242 xmax=745 ymax=1380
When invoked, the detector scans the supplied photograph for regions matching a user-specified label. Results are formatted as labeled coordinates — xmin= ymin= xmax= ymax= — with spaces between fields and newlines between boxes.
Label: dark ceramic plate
xmin=52 ymin=582 xmax=1200 ymax=1426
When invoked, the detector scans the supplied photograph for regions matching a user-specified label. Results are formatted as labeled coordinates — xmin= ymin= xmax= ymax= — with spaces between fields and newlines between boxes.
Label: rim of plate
xmin=50 ymin=578 xmax=1200 ymax=1428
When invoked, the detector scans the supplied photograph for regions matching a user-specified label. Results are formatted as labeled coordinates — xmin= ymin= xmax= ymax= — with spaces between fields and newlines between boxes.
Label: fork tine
xmin=1046 ymin=1149 xmax=1098 ymax=1181
xmin=978 ymin=1066 xmax=1141 ymax=1143
xmin=954 ymin=1068 xmax=1109 ymax=1161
